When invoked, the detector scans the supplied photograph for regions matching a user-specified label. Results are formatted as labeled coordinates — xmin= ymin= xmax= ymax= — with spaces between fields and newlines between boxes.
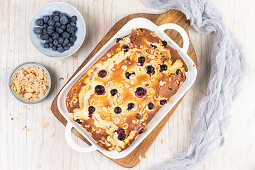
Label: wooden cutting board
xmin=51 ymin=9 xmax=197 ymax=168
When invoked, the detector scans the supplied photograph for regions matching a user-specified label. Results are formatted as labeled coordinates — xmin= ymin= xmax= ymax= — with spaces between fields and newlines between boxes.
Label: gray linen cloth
xmin=142 ymin=0 xmax=246 ymax=170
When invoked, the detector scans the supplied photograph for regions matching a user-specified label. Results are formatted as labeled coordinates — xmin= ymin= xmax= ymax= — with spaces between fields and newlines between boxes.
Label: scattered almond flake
xmin=61 ymin=60 xmax=65 ymax=64
xmin=52 ymin=60 xmax=57 ymax=65
xmin=111 ymin=68 xmax=115 ymax=72
xmin=106 ymin=53 xmax=111 ymax=58
xmin=132 ymin=120 xmax=136 ymax=124
xmin=72 ymin=55 xmax=77 ymax=59
xmin=50 ymin=133 xmax=55 ymax=137
xmin=22 ymin=126 xmax=27 ymax=130
xmin=47 ymin=107 xmax=51 ymax=111
xmin=114 ymin=117 xmax=120 ymax=124
xmin=36 ymin=163 xmax=41 ymax=168
xmin=123 ymin=123 xmax=128 ymax=129
xmin=23 ymin=105 xmax=30 ymax=110
xmin=9 ymin=49 xmax=13 ymax=52
xmin=59 ymin=77 xmax=64 ymax=81
xmin=139 ymin=155 xmax=142 ymax=160
xmin=200 ymin=89 xmax=204 ymax=94
xmin=43 ymin=122 xmax=49 ymax=128
xmin=65 ymin=73 xmax=69 ymax=79
xmin=161 ymin=138 xmax=166 ymax=144
xmin=121 ymin=65 xmax=127 ymax=71
xmin=15 ymin=116 xmax=20 ymax=121
xmin=50 ymin=160 xmax=55 ymax=164
xmin=144 ymin=153 xmax=148 ymax=158
xmin=159 ymin=80 xmax=166 ymax=86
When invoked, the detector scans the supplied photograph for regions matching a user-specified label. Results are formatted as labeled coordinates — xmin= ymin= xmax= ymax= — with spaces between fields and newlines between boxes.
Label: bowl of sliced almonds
xmin=9 ymin=62 xmax=51 ymax=104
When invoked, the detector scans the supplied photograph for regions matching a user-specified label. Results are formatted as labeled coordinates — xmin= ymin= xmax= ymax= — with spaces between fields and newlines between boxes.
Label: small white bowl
xmin=29 ymin=2 xmax=86 ymax=58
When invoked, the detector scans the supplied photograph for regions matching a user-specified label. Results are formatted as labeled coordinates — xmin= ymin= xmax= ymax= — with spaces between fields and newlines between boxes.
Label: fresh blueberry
xmin=138 ymin=56 xmax=145 ymax=66
xmin=63 ymin=38 xmax=69 ymax=46
xmin=70 ymin=35 xmax=77 ymax=42
xmin=98 ymin=70 xmax=107 ymax=78
xmin=71 ymin=16 xmax=77 ymax=22
xmin=67 ymin=25 xmax=75 ymax=33
xmin=95 ymin=85 xmax=105 ymax=95
xmin=46 ymin=27 xmax=54 ymax=34
xmin=160 ymin=99 xmax=167 ymax=105
xmin=42 ymin=24 xmax=48 ymax=29
xmin=110 ymin=89 xmax=118 ymax=96
xmin=48 ymin=19 xmax=55 ymax=26
xmin=62 ymin=32 xmax=70 ymax=39
xmin=55 ymin=27 xmax=63 ymax=34
xmin=55 ymin=22 xmax=61 ymax=27
xmin=146 ymin=65 xmax=155 ymax=75
xmin=135 ymin=87 xmax=147 ymax=98
xmin=60 ymin=24 xmax=66 ymax=30
xmin=127 ymin=103 xmax=135 ymax=110
xmin=53 ymin=15 xmax=60 ymax=22
xmin=49 ymin=43 xmax=53 ymax=48
xmin=48 ymin=38 xmax=53 ymax=43
xmin=52 ymin=32 xmax=59 ymax=40
xmin=52 ymin=45 xmax=57 ymax=51
xmin=118 ymin=133 xmax=126 ymax=141
xmin=36 ymin=19 xmax=44 ymax=26
xmin=33 ymin=27 xmax=42 ymax=35
xmin=64 ymin=46 xmax=70 ymax=51
xmin=58 ymin=37 xmax=64 ymax=44
xmin=40 ymin=34 xmax=49 ymax=40
xmin=60 ymin=13 xmax=68 ymax=17
xmin=67 ymin=41 xmax=74 ymax=47
xmin=42 ymin=16 xmax=49 ymax=23
xmin=150 ymin=44 xmax=157 ymax=49
xmin=70 ymin=21 xmax=76 ymax=27
xmin=148 ymin=102 xmax=154 ymax=110
xmin=57 ymin=46 xmax=64 ymax=53
xmin=52 ymin=11 xmax=61 ymax=16
xmin=53 ymin=40 xmax=59 ymax=46
xmin=114 ymin=107 xmax=122 ymax=114
xmin=42 ymin=28 xmax=47 ymax=34
xmin=60 ymin=16 xmax=69 ymax=24
xmin=160 ymin=64 xmax=168 ymax=72
xmin=43 ymin=42 xmax=49 ymax=48
xmin=74 ymin=26 xmax=78 ymax=32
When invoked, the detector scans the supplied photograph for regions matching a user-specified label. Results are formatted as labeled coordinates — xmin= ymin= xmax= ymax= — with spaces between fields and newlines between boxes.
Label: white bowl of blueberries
xmin=29 ymin=2 xmax=86 ymax=58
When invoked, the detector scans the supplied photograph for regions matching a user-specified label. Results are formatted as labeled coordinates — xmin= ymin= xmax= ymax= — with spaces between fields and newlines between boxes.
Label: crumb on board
xmin=65 ymin=73 xmax=69 ymax=79
xmin=47 ymin=107 xmax=51 ymax=111
xmin=161 ymin=138 xmax=166 ymax=144
xmin=162 ymin=150 xmax=168 ymax=154
xmin=50 ymin=133 xmax=55 ymax=137
xmin=72 ymin=55 xmax=77 ymax=59
xmin=200 ymin=89 xmax=204 ymax=94
xmin=36 ymin=163 xmax=41 ymax=168
xmin=61 ymin=60 xmax=65 ymax=64
xmin=52 ymin=61 xmax=57 ymax=65
xmin=23 ymin=105 xmax=30 ymax=110
xmin=9 ymin=49 xmax=13 ymax=52
xmin=50 ymin=160 xmax=55 ymax=164
xmin=43 ymin=122 xmax=49 ymax=128
xmin=59 ymin=77 xmax=64 ymax=81
xmin=23 ymin=126 xmax=30 ymax=131
xmin=144 ymin=153 xmax=148 ymax=158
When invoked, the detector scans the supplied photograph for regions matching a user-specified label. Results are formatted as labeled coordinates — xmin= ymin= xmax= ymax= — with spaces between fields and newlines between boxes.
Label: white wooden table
xmin=0 ymin=0 xmax=254 ymax=170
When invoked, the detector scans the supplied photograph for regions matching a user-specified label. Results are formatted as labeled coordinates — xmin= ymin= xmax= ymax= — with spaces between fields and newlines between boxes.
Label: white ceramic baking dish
xmin=57 ymin=18 xmax=197 ymax=159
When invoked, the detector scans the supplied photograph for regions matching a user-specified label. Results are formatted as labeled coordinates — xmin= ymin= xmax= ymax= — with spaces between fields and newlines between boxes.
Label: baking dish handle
xmin=158 ymin=23 xmax=189 ymax=54
xmin=65 ymin=122 xmax=97 ymax=152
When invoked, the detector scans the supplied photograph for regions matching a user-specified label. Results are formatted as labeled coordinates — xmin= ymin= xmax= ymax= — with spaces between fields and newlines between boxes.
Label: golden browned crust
xmin=66 ymin=28 xmax=186 ymax=152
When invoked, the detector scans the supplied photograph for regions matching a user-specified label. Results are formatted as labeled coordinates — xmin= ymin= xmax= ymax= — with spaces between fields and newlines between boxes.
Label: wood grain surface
xmin=0 ymin=0 xmax=254 ymax=170
xmin=51 ymin=9 xmax=197 ymax=168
